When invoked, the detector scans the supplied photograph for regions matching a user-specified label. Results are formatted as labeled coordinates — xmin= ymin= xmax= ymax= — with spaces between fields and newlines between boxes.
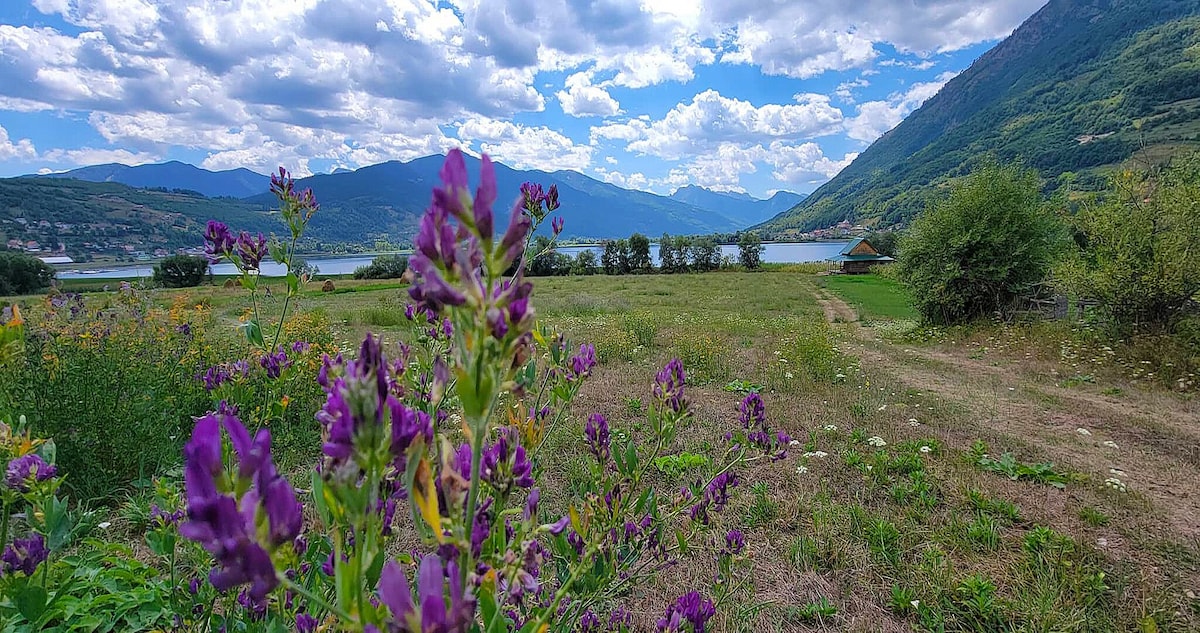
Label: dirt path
xmin=817 ymin=290 xmax=1200 ymax=538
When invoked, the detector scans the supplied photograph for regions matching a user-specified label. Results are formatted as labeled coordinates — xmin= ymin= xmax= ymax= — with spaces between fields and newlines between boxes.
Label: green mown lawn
xmin=823 ymin=272 xmax=916 ymax=320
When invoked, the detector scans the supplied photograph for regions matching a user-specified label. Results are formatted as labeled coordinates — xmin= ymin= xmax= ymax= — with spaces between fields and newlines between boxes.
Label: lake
xmin=56 ymin=241 xmax=849 ymax=279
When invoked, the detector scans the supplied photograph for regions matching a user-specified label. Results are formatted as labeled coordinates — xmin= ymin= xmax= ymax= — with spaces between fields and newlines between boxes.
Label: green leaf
xmin=242 ymin=320 xmax=266 ymax=349
xmin=286 ymin=272 xmax=300 ymax=295
xmin=15 ymin=585 xmax=48 ymax=623
xmin=675 ymin=528 xmax=688 ymax=554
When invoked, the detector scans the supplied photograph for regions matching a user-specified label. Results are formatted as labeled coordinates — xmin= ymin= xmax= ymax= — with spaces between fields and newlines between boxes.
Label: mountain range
xmin=4 ymin=158 xmax=800 ymax=256
xmin=759 ymin=0 xmax=1200 ymax=236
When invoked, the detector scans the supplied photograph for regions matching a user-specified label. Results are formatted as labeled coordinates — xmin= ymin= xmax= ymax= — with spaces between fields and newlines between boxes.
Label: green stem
xmin=270 ymin=235 xmax=301 ymax=350
xmin=460 ymin=416 xmax=486 ymax=586
xmin=0 ymin=499 xmax=10 ymax=551
xmin=280 ymin=575 xmax=354 ymax=623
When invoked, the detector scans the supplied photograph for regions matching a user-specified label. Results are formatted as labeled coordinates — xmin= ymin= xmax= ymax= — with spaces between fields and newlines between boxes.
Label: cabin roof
xmin=827 ymin=237 xmax=894 ymax=262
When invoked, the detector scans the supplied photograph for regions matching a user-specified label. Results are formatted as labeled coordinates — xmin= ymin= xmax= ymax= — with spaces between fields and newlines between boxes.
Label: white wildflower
xmin=919 ymin=445 xmax=932 ymax=454
xmin=910 ymin=600 xmax=920 ymax=610
xmin=823 ymin=424 xmax=838 ymax=432
xmin=867 ymin=436 xmax=887 ymax=447
xmin=1103 ymin=440 xmax=1119 ymax=449
xmin=803 ymin=451 xmax=828 ymax=458
xmin=98 ymin=521 xmax=112 ymax=530
xmin=789 ymin=439 xmax=801 ymax=446
xmin=779 ymin=358 xmax=788 ymax=364
xmin=877 ymin=404 xmax=887 ymax=411
xmin=907 ymin=418 xmax=919 ymax=427
xmin=1076 ymin=428 xmax=1092 ymax=436
xmin=796 ymin=465 xmax=809 ymax=475
xmin=1109 ymin=467 xmax=1127 ymax=477
xmin=1104 ymin=477 xmax=1127 ymax=492
xmin=785 ymin=371 xmax=794 ymax=379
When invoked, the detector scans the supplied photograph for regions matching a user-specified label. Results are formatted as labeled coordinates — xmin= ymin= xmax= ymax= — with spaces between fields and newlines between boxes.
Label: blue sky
xmin=0 ymin=0 xmax=1047 ymax=197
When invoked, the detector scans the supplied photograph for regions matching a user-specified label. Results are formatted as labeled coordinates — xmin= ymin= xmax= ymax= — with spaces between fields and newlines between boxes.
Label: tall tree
xmin=737 ymin=232 xmax=764 ymax=270
xmin=628 ymin=233 xmax=652 ymax=273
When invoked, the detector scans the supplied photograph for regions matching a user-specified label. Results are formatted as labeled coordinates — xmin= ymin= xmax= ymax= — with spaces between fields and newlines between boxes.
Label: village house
xmin=827 ymin=236 xmax=894 ymax=274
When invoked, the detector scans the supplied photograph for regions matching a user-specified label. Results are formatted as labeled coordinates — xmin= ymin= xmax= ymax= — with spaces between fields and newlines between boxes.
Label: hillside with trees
xmin=759 ymin=0 xmax=1200 ymax=237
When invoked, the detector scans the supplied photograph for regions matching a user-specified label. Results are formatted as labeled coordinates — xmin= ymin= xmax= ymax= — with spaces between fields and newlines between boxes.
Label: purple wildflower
xmin=6 ymin=454 xmax=57 ymax=491
xmin=566 ymin=343 xmax=597 ymax=381
xmin=1 ymin=533 xmax=48 ymax=576
xmin=738 ymin=392 xmax=765 ymax=430
xmin=378 ymin=556 xmax=474 ymax=633
xmin=657 ymin=592 xmax=716 ymax=633
xmin=654 ymin=358 xmax=687 ymax=414
xmin=689 ymin=472 xmax=739 ymax=525
xmin=235 ymin=232 xmax=269 ymax=270
xmin=551 ymin=215 xmax=565 ymax=235
xmin=151 ymin=504 xmax=185 ymax=528
xmin=179 ymin=412 xmax=302 ymax=602
xmin=259 ymin=347 xmax=291 ymax=380
xmin=725 ymin=529 xmax=745 ymax=554
xmin=471 ymin=498 xmax=492 ymax=558
xmin=203 ymin=221 xmax=235 ymax=262
xmin=480 ymin=431 xmax=534 ymax=491
xmin=580 ymin=610 xmax=601 ymax=633
xmin=295 ymin=613 xmax=318 ymax=633
xmin=291 ymin=341 xmax=311 ymax=354
xmin=584 ymin=413 xmax=610 ymax=463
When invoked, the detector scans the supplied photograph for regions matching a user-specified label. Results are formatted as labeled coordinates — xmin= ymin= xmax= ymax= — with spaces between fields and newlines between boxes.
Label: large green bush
xmin=897 ymin=160 xmax=1066 ymax=324
xmin=1057 ymin=153 xmax=1200 ymax=331
xmin=152 ymin=254 xmax=209 ymax=288
xmin=0 ymin=251 xmax=56 ymax=296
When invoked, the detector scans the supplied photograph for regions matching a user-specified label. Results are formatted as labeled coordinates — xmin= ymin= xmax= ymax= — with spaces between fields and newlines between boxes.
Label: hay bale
xmin=322 ymin=279 xmax=336 ymax=292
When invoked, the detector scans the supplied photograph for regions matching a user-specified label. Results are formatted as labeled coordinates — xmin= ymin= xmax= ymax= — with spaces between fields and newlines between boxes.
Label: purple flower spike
xmin=474 ymin=154 xmax=497 ymax=240
xmin=545 ymin=185 xmax=560 ymax=212
xmin=552 ymin=216 xmax=565 ymax=235
xmin=653 ymin=358 xmax=687 ymax=414
xmin=657 ymin=591 xmax=716 ymax=633
xmin=738 ymin=392 xmax=765 ymax=430
xmin=235 ymin=232 xmax=269 ymax=270
xmin=584 ymin=413 xmax=610 ymax=463
xmin=725 ymin=529 xmax=745 ymax=554
xmin=1 ymin=533 xmax=48 ymax=576
xmin=5 ymin=454 xmax=57 ymax=491
xmin=567 ymin=343 xmax=597 ymax=382
xmin=203 ymin=221 xmax=235 ymax=262
xmin=379 ymin=560 xmax=416 ymax=627
xmin=179 ymin=411 xmax=302 ymax=603
xmin=296 ymin=613 xmax=318 ymax=633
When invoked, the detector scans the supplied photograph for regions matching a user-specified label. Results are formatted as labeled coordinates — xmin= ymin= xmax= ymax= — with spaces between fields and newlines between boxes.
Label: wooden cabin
xmin=827 ymin=237 xmax=894 ymax=274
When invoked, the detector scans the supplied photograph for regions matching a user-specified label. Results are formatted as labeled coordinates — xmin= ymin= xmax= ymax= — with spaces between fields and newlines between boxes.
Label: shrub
xmin=352 ymin=254 xmax=408 ymax=280
xmin=897 ymin=160 xmax=1066 ymax=324
xmin=152 ymin=254 xmax=210 ymax=288
xmin=1057 ymin=153 xmax=1200 ymax=332
xmin=738 ymin=231 xmax=764 ymax=270
xmin=0 ymin=251 xmax=56 ymax=296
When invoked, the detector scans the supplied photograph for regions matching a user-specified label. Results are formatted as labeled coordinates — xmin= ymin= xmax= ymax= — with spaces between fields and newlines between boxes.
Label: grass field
xmin=821 ymin=273 xmax=918 ymax=321
xmin=6 ymin=271 xmax=1199 ymax=631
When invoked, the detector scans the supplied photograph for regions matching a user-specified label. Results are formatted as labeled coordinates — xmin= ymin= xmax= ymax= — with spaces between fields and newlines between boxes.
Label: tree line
xmin=520 ymin=232 xmax=765 ymax=277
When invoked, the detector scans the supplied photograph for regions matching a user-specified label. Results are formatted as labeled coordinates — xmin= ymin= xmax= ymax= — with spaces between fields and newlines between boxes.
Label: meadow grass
xmin=821 ymin=272 xmax=918 ymax=321
xmin=8 ymin=270 xmax=1198 ymax=631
